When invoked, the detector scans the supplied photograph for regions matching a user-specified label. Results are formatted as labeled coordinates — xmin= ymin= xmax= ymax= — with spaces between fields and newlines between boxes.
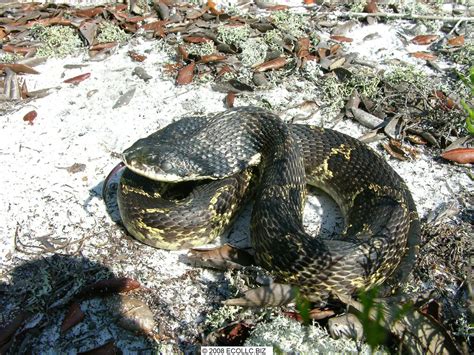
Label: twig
xmin=329 ymin=12 xmax=474 ymax=23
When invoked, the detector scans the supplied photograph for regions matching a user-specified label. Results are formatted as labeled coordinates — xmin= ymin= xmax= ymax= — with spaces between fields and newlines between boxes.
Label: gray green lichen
xmin=96 ymin=21 xmax=130 ymax=44
xmin=217 ymin=25 xmax=251 ymax=48
xmin=30 ymin=25 xmax=83 ymax=58
xmin=240 ymin=38 xmax=268 ymax=67
xmin=245 ymin=315 xmax=385 ymax=354
xmin=270 ymin=10 xmax=307 ymax=38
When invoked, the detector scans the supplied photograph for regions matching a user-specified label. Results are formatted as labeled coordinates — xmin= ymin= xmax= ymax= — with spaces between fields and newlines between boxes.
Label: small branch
xmin=329 ymin=12 xmax=474 ymax=23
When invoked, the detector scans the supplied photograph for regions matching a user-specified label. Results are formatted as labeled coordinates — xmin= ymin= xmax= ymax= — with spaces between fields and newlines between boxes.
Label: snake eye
xmin=161 ymin=161 xmax=173 ymax=172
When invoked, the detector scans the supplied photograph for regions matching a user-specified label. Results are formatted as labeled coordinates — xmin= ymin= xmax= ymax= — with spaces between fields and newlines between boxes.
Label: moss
xmin=240 ymin=38 xmax=268 ymax=67
xmin=245 ymin=316 xmax=384 ymax=354
xmin=30 ymin=25 xmax=83 ymax=58
xmin=217 ymin=25 xmax=251 ymax=48
xmin=96 ymin=21 xmax=130 ymax=44
xmin=270 ymin=10 xmax=307 ymax=38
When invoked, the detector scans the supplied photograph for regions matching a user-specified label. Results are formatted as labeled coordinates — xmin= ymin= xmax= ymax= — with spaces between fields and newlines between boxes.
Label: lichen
xmin=264 ymin=29 xmax=284 ymax=51
xmin=186 ymin=41 xmax=216 ymax=56
xmin=240 ymin=38 xmax=268 ymax=67
xmin=0 ymin=52 xmax=22 ymax=63
xmin=96 ymin=21 xmax=130 ymax=44
xmin=270 ymin=10 xmax=307 ymax=38
xmin=217 ymin=25 xmax=251 ymax=48
xmin=245 ymin=316 xmax=384 ymax=354
xmin=30 ymin=25 xmax=83 ymax=58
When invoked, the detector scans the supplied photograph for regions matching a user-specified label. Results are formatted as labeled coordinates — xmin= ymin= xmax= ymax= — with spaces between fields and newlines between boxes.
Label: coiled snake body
xmin=118 ymin=107 xmax=420 ymax=301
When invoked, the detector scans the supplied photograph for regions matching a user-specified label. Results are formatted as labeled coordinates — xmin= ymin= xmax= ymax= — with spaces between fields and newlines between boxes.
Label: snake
xmin=117 ymin=106 xmax=420 ymax=301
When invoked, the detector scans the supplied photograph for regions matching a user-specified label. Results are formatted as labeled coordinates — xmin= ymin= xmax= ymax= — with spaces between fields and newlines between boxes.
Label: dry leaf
xmin=77 ymin=277 xmax=141 ymax=299
xmin=64 ymin=73 xmax=91 ymax=84
xmin=225 ymin=92 xmax=235 ymax=108
xmin=66 ymin=163 xmax=86 ymax=174
xmin=410 ymin=51 xmax=437 ymax=61
xmin=199 ymin=54 xmax=226 ymax=63
xmin=406 ymin=134 xmax=427 ymax=145
xmin=207 ymin=0 xmax=223 ymax=15
xmin=183 ymin=36 xmax=211 ymax=43
xmin=2 ymin=44 xmax=33 ymax=55
xmin=112 ymin=295 xmax=155 ymax=335
xmin=113 ymin=87 xmax=136 ymax=109
xmin=75 ymin=7 xmax=104 ymax=18
xmin=23 ymin=110 xmax=37 ymax=125
xmin=441 ymin=148 xmax=474 ymax=164
xmin=128 ymin=51 xmax=146 ymax=62
xmin=330 ymin=35 xmax=353 ymax=43
xmin=188 ymin=244 xmax=254 ymax=270
xmin=411 ymin=35 xmax=438 ymax=45
xmin=0 ymin=63 xmax=39 ymax=75
xmin=0 ymin=311 xmax=29 ymax=348
xmin=61 ymin=302 xmax=85 ymax=333
xmin=89 ymin=42 xmax=117 ymax=51
xmin=177 ymin=45 xmax=189 ymax=61
xmin=254 ymin=57 xmax=287 ymax=72
xmin=296 ymin=37 xmax=310 ymax=59
xmin=447 ymin=35 xmax=464 ymax=47
xmin=176 ymin=62 xmax=195 ymax=85
xmin=364 ymin=0 xmax=379 ymax=13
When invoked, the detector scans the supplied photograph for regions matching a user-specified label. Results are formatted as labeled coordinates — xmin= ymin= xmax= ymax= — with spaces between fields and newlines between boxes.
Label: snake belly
xmin=117 ymin=107 xmax=420 ymax=301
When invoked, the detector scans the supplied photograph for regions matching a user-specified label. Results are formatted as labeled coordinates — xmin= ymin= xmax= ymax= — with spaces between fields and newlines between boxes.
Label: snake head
xmin=122 ymin=141 xmax=220 ymax=182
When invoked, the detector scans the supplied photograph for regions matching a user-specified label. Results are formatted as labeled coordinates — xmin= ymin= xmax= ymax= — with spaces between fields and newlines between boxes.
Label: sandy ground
xmin=0 ymin=15 xmax=472 ymax=353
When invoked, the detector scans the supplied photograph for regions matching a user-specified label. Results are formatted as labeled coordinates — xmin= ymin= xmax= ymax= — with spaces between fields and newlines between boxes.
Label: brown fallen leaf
xmin=177 ymin=45 xmax=189 ymax=61
xmin=364 ymin=0 xmax=379 ymax=13
xmin=215 ymin=322 xmax=252 ymax=346
xmin=23 ymin=110 xmax=37 ymax=125
xmin=77 ymin=278 xmax=141 ymax=299
xmin=27 ymin=17 xmax=72 ymax=27
xmin=441 ymin=148 xmax=474 ymax=164
xmin=411 ymin=35 xmax=438 ymax=45
xmin=216 ymin=65 xmax=233 ymax=78
xmin=2 ymin=44 xmax=34 ymax=55
xmin=64 ymin=73 xmax=91 ymax=84
xmin=75 ymin=7 xmax=104 ymax=18
xmin=254 ymin=57 xmax=287 ymax=72
xmin=112 ymin=295 xmax=155 ymax=335
xmin=330 ymin=35 xmax=353 ymax=43
xmin=176 ymin=62 xmax=195 ymax=85
xmin=296 ymin=37 xmax=310 ymax=59
xmin=183 ymin=36 xmax=211 ymax=43
xmin=207 ymin=0 xmax=224 ymax=15
xmin=433 ymin=90 xmax=457 ymax=110
xmin=447 ymin=35 xmax=464 ymax=47
xmin=410 ymin=51 xmax=437 ymax=61
xmin=406 ymin=134 xmax=427 ymax=145
xmin=77 ymin=341 xmax=118 ymax=355
xmin=199 ymin=54 xmax=226 ymax=63
xmin=188 ymin=244 xmax=254 ymax=270
xmin=128 ymin=51 xmax=146 ymax=62
xmin=0 ymin=63 xmax=39 ymax=75
xmin=61 ymin=302 xmax=85 ymax=333
xmin=89 ymin=42 xmax=117 ymax=51
xmin=225 ymin=91 xmax=235 ymax=108
xmin=383 ymin=139 xmax=418 ymax=160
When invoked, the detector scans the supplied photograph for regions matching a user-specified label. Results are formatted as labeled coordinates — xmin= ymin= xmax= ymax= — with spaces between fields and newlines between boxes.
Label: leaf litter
xmin=0 ymin=0 xmax=473 ymax=353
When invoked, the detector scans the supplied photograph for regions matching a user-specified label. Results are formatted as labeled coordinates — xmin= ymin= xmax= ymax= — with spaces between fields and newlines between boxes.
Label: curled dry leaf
xmin=411 ymin=35 xmax=438 ymax=45
xmin=199 ymin=54 xmax=226 ymax=63
xmin=113 ymin=87 xmax=136 ymax=109
xmin=23 ymin=110 xmax=37 ymax=125
xmin=128 ymin=51 xmax=146 ymax=62
xmin=61 ymin=302 xmax=85 ymax=333
xmin=447 ymin=35 xmax=464 ymax=47
xmin=75 ymin=7 xmax=104 ymax=18
xmin=441 ymin=148 xmax=474 ymax=164
xmin=183 ymin=36 xmax=211 ymax=43
xmin=188 ymin=244 xmax=254 ymax=270
xmin=177 ymin=45 xmax=189 ymax=61
xmin=254 ymin=57 xmax=287 ymax=72
xmin=407 ymin=134 xmax=427 ymax=145
xmin=296 ymin=37 xmax=310 ymax=59
xmin=383 ymin=139 xmax=418 ymax=160
xmin=216 ymin=322 xmax=252 ymax=346
xmin=330 ymin=35 xmax=353 ymax=43
xmin=77 ymin=277 xmax=141 ymax=299
xmin=113 ymin=295 xmax=155 ymax=335
xmin=176 ymin=62 xmax=195 ymax=85
xmin=0 ymin=64 xmax=39 ymax=75
xmin=364 ymin=0 xmax=379 ymax=13
xmin=2 ymin=44 xmax=34 ymax=55
xmin=410 ymin=51 xmax=437 ymax=61
xmin=89 ymin=42 xmax=117 ymax=51
xmin=64 ymin=73 xmax=91 ymax=84
xmin=225 ymin=91 xmax=235 ymax=108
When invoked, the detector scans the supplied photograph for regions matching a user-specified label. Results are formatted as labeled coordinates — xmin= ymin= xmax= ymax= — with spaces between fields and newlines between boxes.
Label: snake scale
xmin=117 ymin=106 xmax=420 ymax=301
